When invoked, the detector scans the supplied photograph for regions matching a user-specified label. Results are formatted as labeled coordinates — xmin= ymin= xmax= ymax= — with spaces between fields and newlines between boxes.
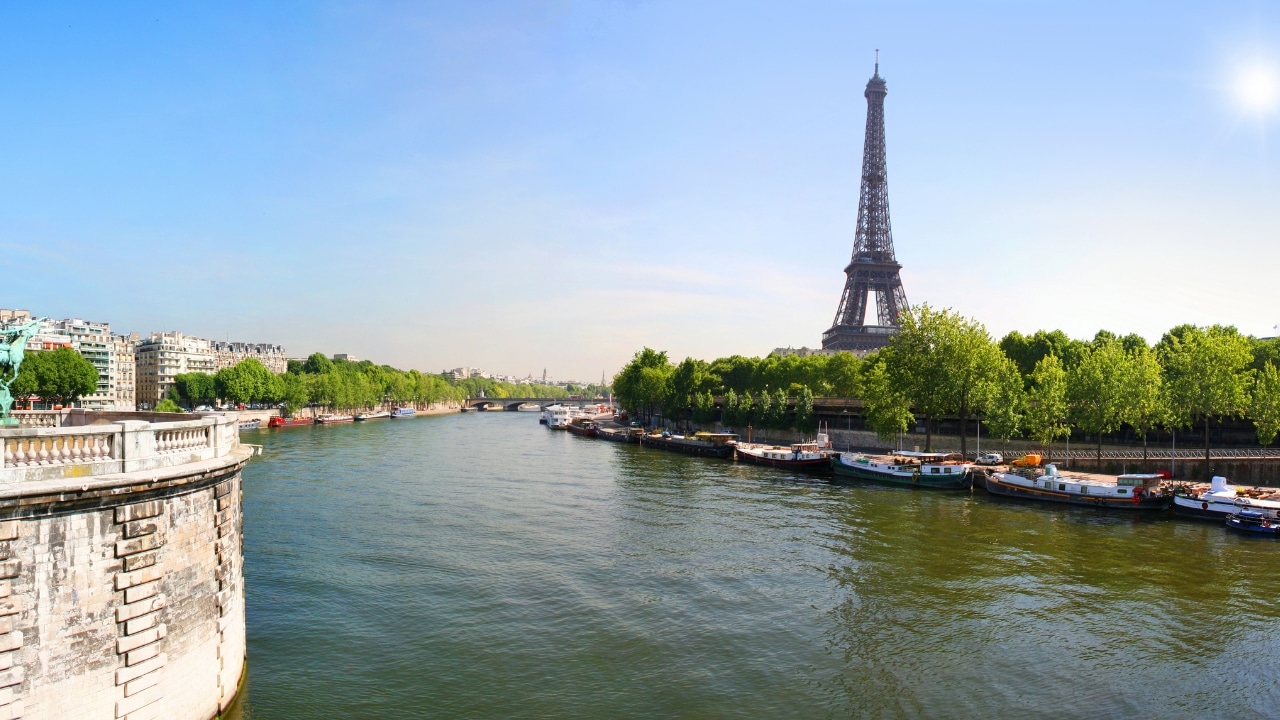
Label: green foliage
xmin=795 ymin=387 xmax=815 ymax=434
xmin=22 ymin=348 xmax=99 ymax=405
xmin=174 ymin=372 xmax=217 ymax=408
xmin=1067 ymin=339 xmax=1129 ymax=459
xmin=302 ymin=353 xmax=334 ymax=375
xmin=692 ymin=390 xmax=716 ymax=426
xmin=1252 ymin=362 xmax=1280 ymax=446
xmin=155 ymin=398 xmax=183 ymax=413
xmin=861 ymin=354 xmax=912 ymax=441
xmin=1159 ymin=325 xmax=1254 ymax=429
xmin=983 ymin=357 xmax=1026 ymax=446
xmin=881 ymin=304 xmax=1004 ymax=452
xmin=740 ymin=392 xmax=756 ymax=427
xmin=1025 ymin=354 xmax=1070 ymax=452
xmin=612 ymin=348 xmax=673 ymax=422
xmin=1121 ymin=343 xmax=1166 ymax=449
xmin=215 ymin=358 xmax=276 ymax=405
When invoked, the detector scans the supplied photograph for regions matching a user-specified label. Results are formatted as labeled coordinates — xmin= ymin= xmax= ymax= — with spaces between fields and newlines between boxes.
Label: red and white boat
xmin=268 ymin=415 xmax=314 ymax=428
xmin=566 ymin=417 xmax=599 ymax=438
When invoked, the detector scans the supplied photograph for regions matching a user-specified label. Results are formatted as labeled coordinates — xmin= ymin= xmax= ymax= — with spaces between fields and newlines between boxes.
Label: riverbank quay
xmin=0 ymin=409 xmax=250 ymax=720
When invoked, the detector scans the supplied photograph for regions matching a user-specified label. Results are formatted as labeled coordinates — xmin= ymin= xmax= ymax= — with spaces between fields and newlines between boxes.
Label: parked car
xmin=976 ymin=452 xmax=1004 ymax=466
xmin=194 ymin=405 xmax=213 ymax=412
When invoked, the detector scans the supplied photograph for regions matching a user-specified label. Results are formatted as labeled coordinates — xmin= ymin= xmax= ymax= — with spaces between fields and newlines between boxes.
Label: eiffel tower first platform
xmin=821 ymin=56 xmax=910 ymax=354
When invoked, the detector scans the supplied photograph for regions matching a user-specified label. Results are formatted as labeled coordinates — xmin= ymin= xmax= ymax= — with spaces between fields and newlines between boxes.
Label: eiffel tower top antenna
xmin=874 ymin=49 xmax=878 ymax=75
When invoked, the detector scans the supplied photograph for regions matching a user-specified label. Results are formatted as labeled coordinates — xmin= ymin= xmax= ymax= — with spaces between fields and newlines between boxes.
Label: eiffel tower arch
xmin=822 ymin=56 xmax=910 ymax=354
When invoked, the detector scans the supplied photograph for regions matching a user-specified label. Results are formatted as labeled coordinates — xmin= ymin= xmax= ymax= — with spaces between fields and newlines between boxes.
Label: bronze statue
xmin=0 ymin=318 xmax=44 ymax=424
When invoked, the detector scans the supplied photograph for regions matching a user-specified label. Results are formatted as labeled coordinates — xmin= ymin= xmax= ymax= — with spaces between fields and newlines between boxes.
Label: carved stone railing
xmin=0 ymin=412 xmax=241 ymax=483
xmin=3 ymin=427 xmax=115 ymax=468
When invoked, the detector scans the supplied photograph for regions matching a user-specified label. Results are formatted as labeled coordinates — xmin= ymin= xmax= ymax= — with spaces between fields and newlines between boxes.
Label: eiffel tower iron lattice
xmin=821 ymin=56 xmax=910 ymax=354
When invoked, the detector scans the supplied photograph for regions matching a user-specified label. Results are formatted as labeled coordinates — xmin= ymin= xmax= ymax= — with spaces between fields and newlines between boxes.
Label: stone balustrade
xmin=0 ymin=412 xmax=239 ymax=484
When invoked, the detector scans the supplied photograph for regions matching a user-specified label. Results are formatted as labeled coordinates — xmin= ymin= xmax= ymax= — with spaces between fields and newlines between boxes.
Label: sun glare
xmin=1230 ymin=58 xmax=1280 ymax=117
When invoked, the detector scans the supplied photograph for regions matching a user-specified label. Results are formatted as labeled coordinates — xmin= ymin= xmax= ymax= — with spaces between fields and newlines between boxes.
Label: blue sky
xmin=3 ymin=1 xmax=1278 ymax=380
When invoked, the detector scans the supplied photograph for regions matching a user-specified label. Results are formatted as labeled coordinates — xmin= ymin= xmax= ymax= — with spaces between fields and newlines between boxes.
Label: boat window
xmin=1080 ymin=486 xmax=1089 ymax=495
xmin=1118 ymin=488 xmax=1127 ymax=494
xmin=1059 ymin=484 xmax=1066 ymax=491
xmin=931 ymin=468 xmax=939 ymax=474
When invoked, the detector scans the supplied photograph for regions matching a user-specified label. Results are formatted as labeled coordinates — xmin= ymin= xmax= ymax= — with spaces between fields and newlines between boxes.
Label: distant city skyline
xmin=4 ymin=2 xmax=1279 ymax=379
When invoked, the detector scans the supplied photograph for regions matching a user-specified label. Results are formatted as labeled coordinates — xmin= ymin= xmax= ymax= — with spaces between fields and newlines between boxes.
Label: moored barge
xmin=985 ymin=465 xmax=1171 ymax=510
xmin=832 ymin=451 xmax=973 ymax=489
xmin=734 ymin=434 xmax=833 ymax=472
xmin=639 ymin=431 xmax=738 ymax=459
xmin=566 ymin=418 xmax=599 ymax=438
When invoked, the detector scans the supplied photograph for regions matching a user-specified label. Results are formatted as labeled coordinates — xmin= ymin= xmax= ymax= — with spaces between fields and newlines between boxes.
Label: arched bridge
xmin=463 ymin=398 xmax=612 ymax=412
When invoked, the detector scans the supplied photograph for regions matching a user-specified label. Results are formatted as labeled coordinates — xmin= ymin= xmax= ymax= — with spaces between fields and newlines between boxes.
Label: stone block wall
xmin=0 ymin=468 xmax=245 ymax=720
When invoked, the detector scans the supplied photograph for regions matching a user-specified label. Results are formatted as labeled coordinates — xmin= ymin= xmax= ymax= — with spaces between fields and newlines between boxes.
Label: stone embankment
xmin=0 ymin=409 xmax=250 ymax=720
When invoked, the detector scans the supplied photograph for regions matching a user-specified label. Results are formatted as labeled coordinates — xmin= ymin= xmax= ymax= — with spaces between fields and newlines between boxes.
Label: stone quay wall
xmin=0 ymin=410 xmax=250 ymax=720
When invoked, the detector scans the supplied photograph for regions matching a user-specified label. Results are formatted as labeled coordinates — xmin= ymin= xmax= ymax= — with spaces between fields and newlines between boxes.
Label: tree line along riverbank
xmin=612 ymin=306 xmax=1280 ymax=476
xmin=159 ymin=352 xmax=608 ymax=415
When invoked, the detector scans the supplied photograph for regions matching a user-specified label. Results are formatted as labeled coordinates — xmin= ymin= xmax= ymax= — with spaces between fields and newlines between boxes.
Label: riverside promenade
xmin=0 ymin=410 xmax=251 ymax=720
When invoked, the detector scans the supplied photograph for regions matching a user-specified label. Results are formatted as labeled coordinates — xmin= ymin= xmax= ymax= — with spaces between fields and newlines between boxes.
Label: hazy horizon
xmin=5 ymin=2 xmax=1278 ymax=380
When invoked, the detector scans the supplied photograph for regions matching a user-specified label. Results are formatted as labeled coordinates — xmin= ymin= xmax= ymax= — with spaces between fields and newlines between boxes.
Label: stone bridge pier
xmin=0 ymin=410 xmax=251 ymax=720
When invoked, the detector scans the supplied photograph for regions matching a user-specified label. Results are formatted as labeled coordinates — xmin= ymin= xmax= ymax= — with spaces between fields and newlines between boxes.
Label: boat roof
xmin=891 ymin=451 xmax=958 ymax=460
xmin=1117 ymin=474 xmax=1163 ymax=480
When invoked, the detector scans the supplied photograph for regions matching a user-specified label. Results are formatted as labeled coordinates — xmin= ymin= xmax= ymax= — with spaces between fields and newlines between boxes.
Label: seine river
xmin=229 ymin=413 xmax=1280 ymax=719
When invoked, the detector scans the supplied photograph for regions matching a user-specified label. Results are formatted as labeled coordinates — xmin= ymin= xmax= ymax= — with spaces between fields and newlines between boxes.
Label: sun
xmin=1230 ymin=58 xmax=1280 ymax=117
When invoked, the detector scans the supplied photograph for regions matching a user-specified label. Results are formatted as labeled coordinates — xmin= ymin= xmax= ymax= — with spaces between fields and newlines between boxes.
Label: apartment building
xmin=114 ymin=333 xmax=138 ymax=410
xmin=213 ymin=341 xmax=288 ymax=374
xmin=135 ymin=332 xmax=216 ymax=407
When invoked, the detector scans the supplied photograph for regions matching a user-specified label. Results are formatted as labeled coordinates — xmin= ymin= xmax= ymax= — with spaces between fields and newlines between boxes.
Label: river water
xmin=228 ymin=413 xmax=1280 ymax=719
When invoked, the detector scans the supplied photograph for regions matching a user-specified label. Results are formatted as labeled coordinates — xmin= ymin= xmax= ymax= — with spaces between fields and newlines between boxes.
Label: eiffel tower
xmin=821 ymin=54 xmax=909 ymax=354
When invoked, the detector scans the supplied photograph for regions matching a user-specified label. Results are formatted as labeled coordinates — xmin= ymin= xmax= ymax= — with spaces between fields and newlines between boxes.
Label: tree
xmin=613 ymin=348 xmax=673 ymax=423
xmin=768 ymin=388 xmax=789 ymax=430
xmin=1121 ymin=344 xmax=1166 ymax=466
xmin=795 ymin=387 xmax=815 ymax=434
xmin=883 ymin=304 xmax=1004 ymax=453
xmin=1025 ymin=354 xmax=1070 ymax=464
xmin=861 ymin=355 xmax=913 ymax=442
xmin=668 ymin=357 xmax=710 ymax=430
xmin=824 ymin=352 xmax=861 ymax=397
xmin=175 ymin=372 xmax=217 ymax=409
xmin=25 ymin=348 xmax=99 ymax=406
xmin=1000 ymin=329 xmax=1083 ymax=383
xmin=722 ymin=388 xmax=740 ymax=427
xmin=1159 ymin=325 xmax=1254 ymax=480
xmin=984 ymin=356 xmax=1026 ymax=453
xmin=155 ymin=398 xmax=183 ymax=413
xmin=1067 ymin=340 xmax=1129 ymax=466
xmin=691 ymin=390 xmax=716 ymax=426
xmin=1251 ymin=362 xmax=1280 ymax=446
xmin=301 ymin=352 xmax=334 ymax=375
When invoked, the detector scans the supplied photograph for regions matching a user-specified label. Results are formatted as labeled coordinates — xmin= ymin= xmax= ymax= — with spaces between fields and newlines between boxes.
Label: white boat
xmin=390 ymin=407 xmax=416 ymax=418
xmin=544 ymin=405 xmax=573 ymax=429
xmin=985 ymin=464 xmax=1170 ymax=510
xmin=516 ymin=403 xmax=542 ymax=412
xmin=1173 ymin=476 xmax=1280 ymax=520
xmin=354 ymin=410 xmax=391 ymax=421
